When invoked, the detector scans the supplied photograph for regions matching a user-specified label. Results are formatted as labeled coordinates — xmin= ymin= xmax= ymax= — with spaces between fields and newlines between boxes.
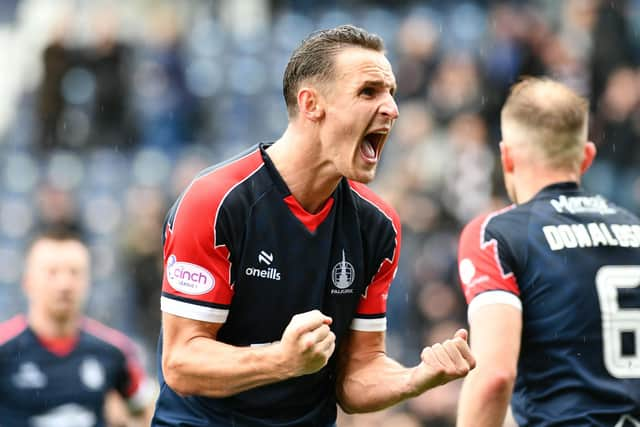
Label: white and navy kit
xmin=458 ymin=182 xmax=640 ymax=426
xmin=154 ymin=143 xmax=401 ymax=427
xmin=0 ymin=315 xmax=151 ymax=427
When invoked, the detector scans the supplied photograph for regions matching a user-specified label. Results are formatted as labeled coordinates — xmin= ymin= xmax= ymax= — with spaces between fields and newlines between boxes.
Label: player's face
xmin=23 ymin=239 xmax=90 ymax=322
xmin=319 ymin=47 xmax=399 ymax=183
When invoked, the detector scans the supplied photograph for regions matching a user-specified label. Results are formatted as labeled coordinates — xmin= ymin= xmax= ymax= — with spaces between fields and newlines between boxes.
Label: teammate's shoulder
xmin=461 ymin=204 xmax=518 ymax=239
xmin=348 ymin=180 xmax=399 ymax=224
xmin=0 ymin=314 xmax=28 ymax=346
xmin=81 ymin=317 xmax=137 ymax=356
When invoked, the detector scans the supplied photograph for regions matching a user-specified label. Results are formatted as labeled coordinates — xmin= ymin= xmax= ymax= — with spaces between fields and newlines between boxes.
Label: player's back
xmin=462 ymin=182 xmax=640 ymax=426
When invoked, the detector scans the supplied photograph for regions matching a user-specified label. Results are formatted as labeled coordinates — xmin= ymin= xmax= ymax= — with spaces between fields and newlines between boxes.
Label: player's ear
xmin=580 ymin=141 xmax=596 ymax=175
xmin=499 ymin=142 xmax=515 ymax=173
xmin=297 ymin=87 xmax=324 ymax=122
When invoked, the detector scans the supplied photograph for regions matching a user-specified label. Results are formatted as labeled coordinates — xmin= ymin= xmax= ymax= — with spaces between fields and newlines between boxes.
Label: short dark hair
xmin=283 ymin=24 xmax=385 ymax=117
xmin=26 ymin=227 xmax=85 ymax=253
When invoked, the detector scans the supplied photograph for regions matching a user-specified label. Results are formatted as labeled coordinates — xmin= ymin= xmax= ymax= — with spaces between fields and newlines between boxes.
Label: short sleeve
xmin=458 ymin=209 xmax=522 ymax=319
xmin=160 ymin=179 xmax=234 ymax=324
xmin=351 ymin=197 xmax=402 ymax=332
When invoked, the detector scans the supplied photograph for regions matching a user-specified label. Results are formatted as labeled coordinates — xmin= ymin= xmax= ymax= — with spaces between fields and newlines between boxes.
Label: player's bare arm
xmin=336 ymin=328 xmax=475 ymax=413
xmin=457 ymin=304 xmax=521 ymax=427
xmin=162 ymin=309 xmax=336 ymax=397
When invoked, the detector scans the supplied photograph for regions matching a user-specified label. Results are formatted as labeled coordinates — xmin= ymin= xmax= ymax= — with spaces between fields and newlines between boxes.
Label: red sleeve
xmin=161 ymin=150 xmax=263 ymax=323
xmin=350 ymin=183 xmax=402 ymax=332
xmin=458 ymin=207 xmax=520 ymax=304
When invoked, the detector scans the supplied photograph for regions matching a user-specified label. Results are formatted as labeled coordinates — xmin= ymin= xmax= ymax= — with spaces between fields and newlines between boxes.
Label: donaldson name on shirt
xmin=542 ymin=196 xmax=640 ymax=251
xmin=543 ymin=223 xmax=640 ymax=251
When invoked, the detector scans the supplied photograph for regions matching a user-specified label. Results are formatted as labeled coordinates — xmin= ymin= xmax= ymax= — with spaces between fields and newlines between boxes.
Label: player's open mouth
xmin=360 ymin=131 xmax=388 ymax=163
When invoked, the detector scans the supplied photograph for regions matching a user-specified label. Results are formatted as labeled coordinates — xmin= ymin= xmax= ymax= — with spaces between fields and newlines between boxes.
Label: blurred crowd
xmin=1 ymin=0 xmax=639 ymax=425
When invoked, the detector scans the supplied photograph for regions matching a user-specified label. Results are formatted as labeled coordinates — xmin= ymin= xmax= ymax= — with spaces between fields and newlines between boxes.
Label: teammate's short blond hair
xmin=501 ymin=77 xmax=589 ymax=171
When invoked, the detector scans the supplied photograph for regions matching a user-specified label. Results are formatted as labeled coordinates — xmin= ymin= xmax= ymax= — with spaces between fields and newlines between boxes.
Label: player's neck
xmin=514 ymin=168 xmax=580 ymax=204
xmin=28 ymin=309 xmax=80 ymax=339
xmin=268 ymin=128 xmax=342 ymax=214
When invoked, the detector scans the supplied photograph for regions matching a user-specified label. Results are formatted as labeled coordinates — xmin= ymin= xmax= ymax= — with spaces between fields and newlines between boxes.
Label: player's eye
xmin=360 ymin=87 xmax=376 ymax=97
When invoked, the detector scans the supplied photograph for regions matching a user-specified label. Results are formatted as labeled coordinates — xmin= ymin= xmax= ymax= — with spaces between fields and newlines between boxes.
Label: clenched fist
xmin=278 ymin=310 xmax=336 ymax=377
xmin=408 ymin=329 xmax=476 ymax=395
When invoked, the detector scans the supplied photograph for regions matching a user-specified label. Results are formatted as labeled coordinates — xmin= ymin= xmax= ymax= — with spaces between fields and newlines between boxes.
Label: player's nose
xmin=379 ymin=94 xmax=399 ymax=120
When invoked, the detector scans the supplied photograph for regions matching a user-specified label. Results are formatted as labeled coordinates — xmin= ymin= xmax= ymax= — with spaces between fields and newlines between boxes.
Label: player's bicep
xmin=162 ymin=312 xmax=222 ymax=353
xmin=468 ymin=304 xmax=521 ymax=373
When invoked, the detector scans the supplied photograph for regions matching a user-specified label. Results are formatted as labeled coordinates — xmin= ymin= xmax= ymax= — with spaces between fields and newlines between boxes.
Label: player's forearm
xmin=336 ymin=353 xmax=416 ymax=413
xmin=163 ymin=336 xmax=291 ymax=397
xmin=456 ymin=368 xmax=514 ymax=427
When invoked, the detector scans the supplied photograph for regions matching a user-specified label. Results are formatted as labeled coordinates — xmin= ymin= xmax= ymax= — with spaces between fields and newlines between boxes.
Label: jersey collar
xmin=534 ymin=181 xmax=580 ymax=199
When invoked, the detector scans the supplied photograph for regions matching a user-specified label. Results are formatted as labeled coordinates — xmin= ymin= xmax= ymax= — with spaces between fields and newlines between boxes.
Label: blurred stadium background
xmin=0 ymin=0 xmax=639 ymax=425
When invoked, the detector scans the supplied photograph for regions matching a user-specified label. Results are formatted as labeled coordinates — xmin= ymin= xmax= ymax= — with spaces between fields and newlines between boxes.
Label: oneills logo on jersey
xmin=245 ymin=250 xmax=281 ymax=280
xmin=331 ymin=250 xmax=355 ymax=294
xmin=615 ymin=414 xmax=640 ymax=427
xmin=166 ymin=255 xmax=215 ymax=295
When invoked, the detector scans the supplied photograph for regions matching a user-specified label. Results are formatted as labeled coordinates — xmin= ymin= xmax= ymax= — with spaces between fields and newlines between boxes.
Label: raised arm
xmin=336 ymin=328 xmax=475 ymax=413
xmin=457 ymin=304 xmax=521 ymax=427
xmin=162 ymin=309 xmax=336 ymax=397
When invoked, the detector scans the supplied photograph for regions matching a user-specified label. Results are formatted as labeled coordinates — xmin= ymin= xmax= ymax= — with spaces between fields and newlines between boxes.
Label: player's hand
xmin=278 ymin=310 xmax=336 ymax=377
xmin=408 ymin=329 xmax=476 ymax=395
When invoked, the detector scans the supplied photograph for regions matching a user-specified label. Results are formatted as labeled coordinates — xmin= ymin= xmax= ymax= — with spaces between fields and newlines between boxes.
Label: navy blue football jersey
xmin=154 ymin=144 xmax=401 ymax=426
xmin=458 ymin=182 xmax=640 ymax=426
xmin=0 ymin=315 xmax=151 ymax=427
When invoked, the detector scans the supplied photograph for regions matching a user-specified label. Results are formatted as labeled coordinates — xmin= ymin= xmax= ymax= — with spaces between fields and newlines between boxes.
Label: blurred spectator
xmin=36 ymin=18 xmax=75 ymax=151
xmin=121 ymin=186 xmax=168 ymax=352
xmin=584 ymin=67 xmax=640 ymax=212
xmin=85 ymin=7 xmax=137 ymax=150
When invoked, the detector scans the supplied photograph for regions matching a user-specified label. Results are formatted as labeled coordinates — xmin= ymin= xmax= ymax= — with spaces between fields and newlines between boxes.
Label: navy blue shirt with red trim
xmin=154 ymin=143 xmax=401 ymax=427
xmin=458 ymin=182 xmax=640 ymax=426
xmin=0 ymin=315 xmax=150 ymax=427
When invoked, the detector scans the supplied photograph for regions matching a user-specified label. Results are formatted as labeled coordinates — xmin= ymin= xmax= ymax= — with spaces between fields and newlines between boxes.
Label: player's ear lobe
xmin=298 ymin=88 xmax=324 ymax=122
xmin=500 ymin=142 xmax=515 ymax=173
xmin=580 ymin=142 xmax=596 ymax=175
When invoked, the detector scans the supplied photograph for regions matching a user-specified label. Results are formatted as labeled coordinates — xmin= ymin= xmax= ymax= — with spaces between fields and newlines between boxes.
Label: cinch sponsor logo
xmin=166 ymin=255 xmax=215 ymax=295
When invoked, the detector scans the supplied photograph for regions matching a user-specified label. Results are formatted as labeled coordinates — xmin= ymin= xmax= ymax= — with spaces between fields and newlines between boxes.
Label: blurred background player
xmin=0 ymin=228 xmax=155 ymax=427
xmin=154 ymin=25 xmax=475 ymax=427
xmin=456 ymin=78 xmax=640 ymax=426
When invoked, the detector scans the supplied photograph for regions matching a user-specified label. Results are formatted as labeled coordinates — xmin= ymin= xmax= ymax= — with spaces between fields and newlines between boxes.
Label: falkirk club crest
xmin=331 ymin=250 xmax=355 ymax=294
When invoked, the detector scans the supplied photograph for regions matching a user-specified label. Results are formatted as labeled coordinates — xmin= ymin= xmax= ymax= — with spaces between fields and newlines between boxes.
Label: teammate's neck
xmin=28 ymin=308 xmax=80 ymax=338
xmin=513 ymin=168 xmax=580 ymax=204
xmin=268 ymin=127 xmax=342 ymax=214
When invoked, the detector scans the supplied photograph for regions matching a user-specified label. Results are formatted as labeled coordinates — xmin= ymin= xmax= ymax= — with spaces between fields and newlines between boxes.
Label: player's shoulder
xmin=184 ymin=146 xmax=265 ymax=203
xmin=166 ymin=146 xmax=265 ymax=230
xmin=0 ymin=314 xmax=28 ymax=347
xmin=80 ymin=317 xmax=137 ymax=357
xmin=348 ymin=180 xmax=400 ymax=227
xmin=461 ymin=204 xmax=519 ymax=242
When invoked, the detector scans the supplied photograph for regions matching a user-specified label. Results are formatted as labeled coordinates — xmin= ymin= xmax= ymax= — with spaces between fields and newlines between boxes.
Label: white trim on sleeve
xmin=468 ymin=290 xmax=522 ymax=322
xmin=161 ymin=296 xmax=229 ymax=323
xmin=350 ymin=317 xmax=387 ymax=332
xmin=127 ymin=378 xmax=156 ymax=412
